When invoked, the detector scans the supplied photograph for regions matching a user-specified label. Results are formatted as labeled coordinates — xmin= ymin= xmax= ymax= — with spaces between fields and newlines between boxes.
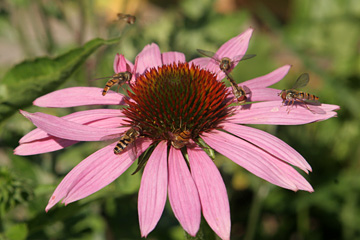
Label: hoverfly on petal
xmin=196 ymin=49 xmax=256 ymax=73
xmin=114 ymin=126 xmax=142 ymax=155
xmin=279 ymin=73 xmax=322 ymax=114
xmin=94 ymin=71 xmax=132 ymax=96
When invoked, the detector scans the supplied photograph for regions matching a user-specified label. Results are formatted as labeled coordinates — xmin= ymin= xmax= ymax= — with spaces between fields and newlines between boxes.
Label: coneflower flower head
xmin=14 ymin=28 xmax=339 ymax=240
xmin=124 ymin=62 xmax=232 ymax=144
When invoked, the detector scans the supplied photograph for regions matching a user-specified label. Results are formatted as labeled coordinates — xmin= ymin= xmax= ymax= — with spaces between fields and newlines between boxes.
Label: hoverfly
xmin=197 ymin=49 xmax=254 ymax=104
xmin=170 ymin=130 xmax=191 ymax=149
xmin=279 ymin=73 xmax=320 ymax=113
xmin=114 ymin=126 xmax=142 ymax=155
xmin=117 ymin=13 xmax=136 ymax=24
xmin=98 ymin=71 xmax=132 ymax=96
xmin=196 ymin=49 xmax=256 ymax=73
xmin=226 ymin=74 xmax=250 ymax=104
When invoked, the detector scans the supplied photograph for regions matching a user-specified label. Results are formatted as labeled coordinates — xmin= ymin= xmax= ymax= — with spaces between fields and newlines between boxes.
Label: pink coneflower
xmin=15 ymin=28 xmax=339 ymax=240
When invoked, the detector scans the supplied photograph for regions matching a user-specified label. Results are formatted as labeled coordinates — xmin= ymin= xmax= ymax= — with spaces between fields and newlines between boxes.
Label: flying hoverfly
xmin=96 ymin=71 xmax=132 ymax=96
xmin=170 ymin=129 xmax=192 ymax=149
xmin=196 ymin=49 xmax=256 ymax=73
xmin=278 ymin=73 xmax=321 ymax=113
xmin=116 ymin=13 xmax=136 ymax=24
xmin=113 ymin=126 xmax=142 ymax=155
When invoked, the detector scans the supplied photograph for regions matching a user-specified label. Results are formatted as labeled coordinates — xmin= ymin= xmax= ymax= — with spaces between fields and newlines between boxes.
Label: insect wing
xmin=292 ymin=73 xmax=310 ymax=89
xmin=307 ymin=104 xmax=326 ymax=114
xmin=242 ymin=85 xmax=251 ymax=94
xmin=100 ymin=132 xmax=125 ymax=142
xmin=127 ymin=141 xmax=138 ymax=162
xmin=196 ymin=49 xmax=216 ymax=58
xmin=231 ymin=54 xmax=256 ymax=64
xmin=196 ymin=49 xmax=222 ymax=63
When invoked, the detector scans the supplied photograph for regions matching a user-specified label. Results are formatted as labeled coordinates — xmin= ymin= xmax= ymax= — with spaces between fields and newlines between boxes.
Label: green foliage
xmin=0 ymin=37 xmax=121 ymax=122
xmin=0 ymin=167 xmax=33 ymax=217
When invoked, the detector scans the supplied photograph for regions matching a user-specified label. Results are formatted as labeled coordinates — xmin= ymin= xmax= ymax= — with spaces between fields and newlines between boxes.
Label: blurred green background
xmin=0 ymin=0 xmax=359 ymax=239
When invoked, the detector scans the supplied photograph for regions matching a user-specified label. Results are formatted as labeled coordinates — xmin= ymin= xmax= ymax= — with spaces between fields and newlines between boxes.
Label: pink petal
xmin=188 ymin=146 xmax=231 ymax=240
xmin=161 ymin=51 xmax=186 ymax=65
xmin=227 ymin=101 xmax=339 ymax=125
xmin=14 ymin=138 xmax=77 ymax=156
xmin=168 ymin=147 xmax=201 ymax=236
xmin=135 ymin=43 xmax=162 ymax=76
xmin=206 ymin=28 xmax=253 ymax=79
xmin=113 ymin=53 xmax=133 ymax=73
xmin=20 ymin=110 xmax=124 ymax=141
xmin=14 ymin=117 xmax=129 ymax=156
xmin=46 ymin=139 xmax=152 ymax=211
xmin=247 ymin=88 xmax=281 ymax=102
xmin=34 ymin=87 xmax=126 ymax=107
xmin=244 ymin=65 xmax=291 ymax=88
xmin=19 ymin=109 xmax=123 ymax=143
xmin=226 ymin=87 xmax=280 ymax=103
xmin=222 ymin=123 xmax=312 ymax=173
xmin=138 ymin=141 xmax=168 ymax=237
xmin=189 ymin=57 xmax=210 ymax=69
xmin=202 ymin=130 xmax=311 ymax=191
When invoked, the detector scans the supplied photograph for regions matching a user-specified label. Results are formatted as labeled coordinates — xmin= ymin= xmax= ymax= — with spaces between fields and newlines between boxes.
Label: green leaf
xmin=5 ymin=223 xmax=28 ymax=240
xmin=0 ymin=37 xmax=121 ymax=122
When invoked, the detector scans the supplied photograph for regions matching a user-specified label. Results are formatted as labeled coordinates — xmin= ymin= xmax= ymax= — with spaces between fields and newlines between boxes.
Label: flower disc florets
xmin=123 ymin=62 xmax=233 ymax=144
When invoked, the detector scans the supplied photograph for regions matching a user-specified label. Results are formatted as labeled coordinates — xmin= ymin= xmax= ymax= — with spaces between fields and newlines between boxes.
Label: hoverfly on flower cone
xmin=94 ymin=71 xmax=132 ymax=96
xmin=169 ymin=129 xmax=192 ymax=149
xmin=279 ymin=73 xmax=323 ymax=114
xmin=197 ymin=49 xmax=254 ymax=104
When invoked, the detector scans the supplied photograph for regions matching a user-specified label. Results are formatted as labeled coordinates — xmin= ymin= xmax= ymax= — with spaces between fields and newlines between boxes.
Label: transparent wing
xmin=307 ymin=104 xmax=326 ymax=114
xmin=117 ymin=13 xmax=128 ymax=19
xmin=127 ymin=141 xmax=138 ymax=162
xmin=231 ymin=54 xmax=256 ymax=63
xmin=302 ymin=98 xmax=321 ymax=105
xmin=292 ymin=73 xmax=309 ymax=89
xmin=242 ymin=85 xmax=251 ymax=94
xmin=196 ymin=49 xmax=220 ymax=62
xmin=196 ymin=49 xmax=216 ymax=58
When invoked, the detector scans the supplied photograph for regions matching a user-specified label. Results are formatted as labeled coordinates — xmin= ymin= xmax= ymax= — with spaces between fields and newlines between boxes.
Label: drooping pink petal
xmin=20 ymin=111 xmax=124 ymax=141
xmin=19 ymin=109 xmax=123 ymax=143
xmin=34 ymin=87 xmax=126 ymax=107
xmin=113 ymin=53 xmax=133 ymax=73
xmin=189 ymin=57 xmax=210 ymax=69
xmin=202 ymin=130 xmax=311 ymax=191
xmin=222 ymin=123 xmax=312 ymax=173
xmin=138 ymin=141 xmax=168 ymax=237
xmin=161 ymin=52 xmax=186 ymax=65
xmin=14 ymin=138 xmax=77 ymax=156
xmin=244 ymin=65 xmax=291 ymax=88
xmin=168 ymin=147 xmax=201 ymax=236
xmin=227 ymin=101 xmax=339 ymax=125
xmin=135 ymin=43 xmax=162 ymax=76
xmin=188 ymin=146 xmax=231 ymax=240
xmin=46 ymin=139 xmax=152 ymax=211
xmin=14 ymin=117 xmax=129 ymax=156
xmin=206 ymin=28 xmax=254 ymax=80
